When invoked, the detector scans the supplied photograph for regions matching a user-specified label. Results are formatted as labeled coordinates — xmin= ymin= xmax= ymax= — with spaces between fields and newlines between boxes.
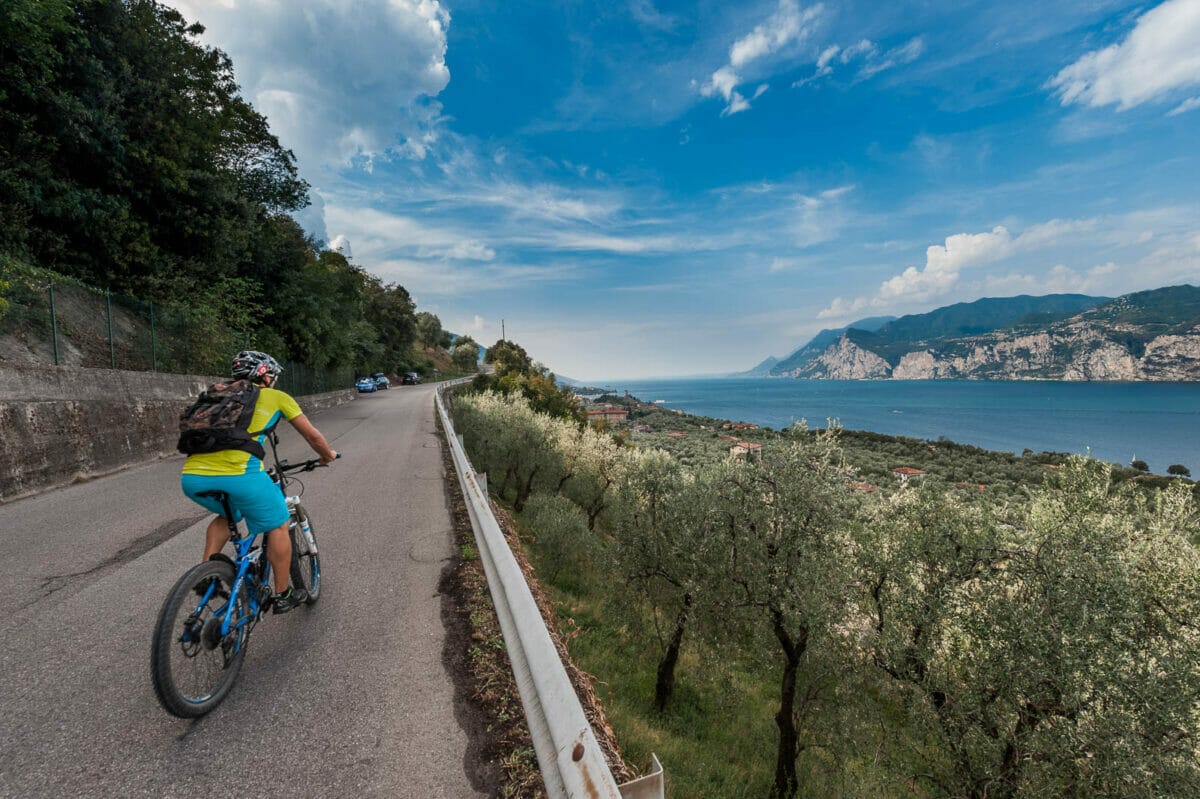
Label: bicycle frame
xmin=193 ymin=427 xmax=322 ymax=647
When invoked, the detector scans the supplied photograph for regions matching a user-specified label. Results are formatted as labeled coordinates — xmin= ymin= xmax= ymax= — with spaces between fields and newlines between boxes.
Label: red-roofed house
xmin=891 ymin=466 xmax=928 ymax=485
xmin=586 ymin=407 xmax=628 ymax=425
xmin=730 ymin=441 xmax=764 ymax=462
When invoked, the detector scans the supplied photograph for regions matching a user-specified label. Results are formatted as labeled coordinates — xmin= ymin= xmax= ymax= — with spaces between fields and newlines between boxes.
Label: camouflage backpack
xmin=177 ymin=379 xmax=266 ymax=459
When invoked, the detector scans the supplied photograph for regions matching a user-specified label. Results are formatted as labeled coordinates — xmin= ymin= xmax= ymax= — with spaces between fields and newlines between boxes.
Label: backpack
xmin=177 ymin=379 xmax=266 ymax=460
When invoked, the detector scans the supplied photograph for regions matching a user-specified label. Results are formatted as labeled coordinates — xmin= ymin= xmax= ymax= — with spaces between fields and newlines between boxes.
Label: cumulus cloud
xmin=1049 ymin=0 xmax=1200 ymax=110
xmin=818 ymin=208 xmax=1200 ymax=322
xmin=163 ymin=0 xmax=451 ymax=172
xmin=701 ymin=0 xmax=822 ymax=115
xmin=328 ymin=234 xmax=352 ymax=257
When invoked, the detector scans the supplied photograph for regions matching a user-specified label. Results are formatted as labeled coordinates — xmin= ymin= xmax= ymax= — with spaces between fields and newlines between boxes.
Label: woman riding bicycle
xmin=180 ymin=351 xmax=337 ymax=614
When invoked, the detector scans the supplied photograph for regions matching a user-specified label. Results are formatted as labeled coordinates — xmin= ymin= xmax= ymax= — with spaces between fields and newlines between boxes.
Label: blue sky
xmin=167 ymin=0 xmax=1199 ymax=380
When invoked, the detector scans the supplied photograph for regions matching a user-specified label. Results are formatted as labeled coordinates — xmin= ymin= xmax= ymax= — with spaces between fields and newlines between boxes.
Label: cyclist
xmin=180 ymin=351 xmax=338 ymax=613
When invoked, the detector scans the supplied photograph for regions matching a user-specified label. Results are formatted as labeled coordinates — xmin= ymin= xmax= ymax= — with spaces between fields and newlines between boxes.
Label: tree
xmin=557 ymin=423 xmax=629 ymax=531
xmin=1167 ymin=463 xmax=1191 ymax=478
xmin=451 ymin=336 xmax=479 ymax=373
xmin=863 ymin=459 xmax=1200 ymax=798
xmin=611 ymin=449 xmax=719 ymax=712
xmin=484 ymin=338 xmax=533 ymax=377
xmin=715 ymin=432 xmax=858 ymax=799
xmin=1131 ymin=459 xmax=1149 ymax=472
xmin=415 ymin=311 xmax=443 ymax=348
xmin=452 ymin=391 xmax=567 ymax=511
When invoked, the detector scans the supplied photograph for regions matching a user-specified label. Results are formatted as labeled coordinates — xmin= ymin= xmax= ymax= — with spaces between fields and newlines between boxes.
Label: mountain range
xmin=752 ymin=286 xmax=1200 ymax=381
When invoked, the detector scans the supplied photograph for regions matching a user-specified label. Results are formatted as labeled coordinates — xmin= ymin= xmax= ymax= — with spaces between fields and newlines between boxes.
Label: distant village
xmin=573 ymin=388 xmax=935 ymax=488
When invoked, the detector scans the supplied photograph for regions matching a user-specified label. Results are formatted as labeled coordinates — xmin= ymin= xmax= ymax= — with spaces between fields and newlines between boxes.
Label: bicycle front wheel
xmin=290 ymin=504 xmax=321 ymax=603
xmin=150 ymin=560 xmax=249 ymax=718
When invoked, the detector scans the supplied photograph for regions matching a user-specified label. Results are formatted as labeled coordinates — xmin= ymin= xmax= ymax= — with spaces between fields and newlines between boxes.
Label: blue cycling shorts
xmin=181 ymin=471 xmax=290 ymax=536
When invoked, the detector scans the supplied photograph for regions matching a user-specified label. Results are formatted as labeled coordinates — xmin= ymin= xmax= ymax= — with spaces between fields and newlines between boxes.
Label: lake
xmin=592 ymin=378 xmax=1200 ymax=475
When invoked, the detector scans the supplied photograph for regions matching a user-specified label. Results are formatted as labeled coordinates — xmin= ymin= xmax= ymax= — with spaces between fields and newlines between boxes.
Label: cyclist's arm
xmin=289 ymin=414 xmax=338 ymax=464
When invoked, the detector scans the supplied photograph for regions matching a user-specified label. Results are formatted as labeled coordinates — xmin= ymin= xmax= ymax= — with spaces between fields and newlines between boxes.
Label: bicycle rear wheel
xmin=150 ymin=560 xmax=249 ymax=718
xmin=289 ymin=504 xmax=321 ymax=604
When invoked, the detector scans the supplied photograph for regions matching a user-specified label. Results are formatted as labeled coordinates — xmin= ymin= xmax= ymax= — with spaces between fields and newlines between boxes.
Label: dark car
xmin=401 ymin=372 xmax=421 ymax=385
xmin=372 ymin=372 xmax=390 ymax=390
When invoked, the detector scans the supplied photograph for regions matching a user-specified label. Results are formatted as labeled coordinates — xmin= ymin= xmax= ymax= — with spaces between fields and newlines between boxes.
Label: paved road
xmin=0 ymin=384 xmax=488 ymax=798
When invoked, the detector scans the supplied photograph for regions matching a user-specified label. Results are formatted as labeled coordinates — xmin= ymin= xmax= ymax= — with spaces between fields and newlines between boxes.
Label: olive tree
xmin=715 ymin=430 xmax=859 ymax=799
xmin=610 ymin=448 xmax=720 ymax=711
xmin=451 ymin=390 xmax=567 ymax=510
xmin=863 ymin=458 xmax=1200 ymax=798
xmin=557 ymin=423 xmax=630 ymax=530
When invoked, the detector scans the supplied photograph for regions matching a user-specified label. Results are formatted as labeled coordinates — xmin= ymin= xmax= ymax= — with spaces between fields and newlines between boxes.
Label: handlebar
xmin=276 ymin=452 xmax=341 ymax=474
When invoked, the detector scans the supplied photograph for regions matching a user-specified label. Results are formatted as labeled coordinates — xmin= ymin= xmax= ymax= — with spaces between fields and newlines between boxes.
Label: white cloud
xmin=818 ymin=208 xmax=1200 ymax=322
xmin=879 ymin=226 xmax=1014 ymax=301
xmin=982 ymin=261 xmax=1120 ymax=295
xmin=1167 ymin=96 xmax=1200 ymax=116
xmin=328 ymin=234 xmax=352 ymax=257
xmin=1050 ymin=0 xmax=1200 ymax=110
xmin=701 ymin=0 xmax=822 ymax=115
xmin=163 ymin=0 xmax=451 ymax=172
xmin=791 ymin=184 xmax=855 ymax=247
xmin=373 ymin=258 xmax=576 ymax=297
xmin=326 ymin=206 xmax=493 ymax=262
xmin=794 ymin=35 xmax=923 ymax=86
xmin=858 ymin=37 xmax=925 ymax=79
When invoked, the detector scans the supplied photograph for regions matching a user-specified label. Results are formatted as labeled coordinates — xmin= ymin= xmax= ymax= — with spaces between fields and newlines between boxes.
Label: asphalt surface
xmin=0 ymin=384 xmax=488 ymax=798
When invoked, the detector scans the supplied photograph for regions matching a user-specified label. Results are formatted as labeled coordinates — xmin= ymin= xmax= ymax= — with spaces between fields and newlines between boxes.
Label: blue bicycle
xmin=150 ymin=430 xmax=328 ymax=718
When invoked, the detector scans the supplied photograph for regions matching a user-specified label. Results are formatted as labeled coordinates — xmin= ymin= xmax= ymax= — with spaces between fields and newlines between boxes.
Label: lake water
xmin=596 ymin=378 xmax=1200 ymax=475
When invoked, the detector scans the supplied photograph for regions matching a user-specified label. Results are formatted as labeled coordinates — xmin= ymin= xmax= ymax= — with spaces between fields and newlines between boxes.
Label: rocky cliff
xmin=784 ymin=321 xmax=1200 ymax=380
xmin=778 ymin=286 xmax=1200 ymax=381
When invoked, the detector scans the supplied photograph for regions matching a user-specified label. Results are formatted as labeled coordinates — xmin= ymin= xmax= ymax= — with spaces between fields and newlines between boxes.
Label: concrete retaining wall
xmin=0 ymin=364 xmax=355 ymax=504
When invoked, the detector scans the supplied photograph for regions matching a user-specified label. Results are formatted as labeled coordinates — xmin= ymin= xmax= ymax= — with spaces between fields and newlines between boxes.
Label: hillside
xmin=779 ymin=286 xmax=1200 ymax=381
xmin=767 ymin=316 xmax=894 ymax=375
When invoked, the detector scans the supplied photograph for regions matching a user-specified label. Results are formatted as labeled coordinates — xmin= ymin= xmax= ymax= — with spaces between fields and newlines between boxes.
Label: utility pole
xmin=501 ymin=319 xmax=505 ymax=342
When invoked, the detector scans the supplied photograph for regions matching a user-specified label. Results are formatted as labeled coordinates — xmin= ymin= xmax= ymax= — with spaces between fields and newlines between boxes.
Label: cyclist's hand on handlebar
xmin=319 ymin=451 xmax=339 ymax=466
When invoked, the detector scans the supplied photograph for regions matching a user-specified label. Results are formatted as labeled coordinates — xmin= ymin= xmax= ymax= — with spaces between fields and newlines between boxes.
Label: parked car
xmin=355 ymin=376 xmax=378 ymax=393
xmin=372 ymin=372 xmax=390 ymax=390
xmin=401 ymin=372 xmax=421 ymax=385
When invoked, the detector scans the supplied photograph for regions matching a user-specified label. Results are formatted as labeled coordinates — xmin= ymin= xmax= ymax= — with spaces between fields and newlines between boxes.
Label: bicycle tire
xmin=289 ymin=504 xmax=321 ymax=604
xmin=150 ymin=560 xmax=249 ymax=718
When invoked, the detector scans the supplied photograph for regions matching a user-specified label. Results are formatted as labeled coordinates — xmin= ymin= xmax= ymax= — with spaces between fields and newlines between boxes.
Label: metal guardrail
xmin=435 ymin=381 xmax=665 ymax=799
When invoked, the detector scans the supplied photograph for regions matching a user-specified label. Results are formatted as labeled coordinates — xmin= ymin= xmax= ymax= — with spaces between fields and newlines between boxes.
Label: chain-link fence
xmin=0 ymin=262 xmax=351 ymax=396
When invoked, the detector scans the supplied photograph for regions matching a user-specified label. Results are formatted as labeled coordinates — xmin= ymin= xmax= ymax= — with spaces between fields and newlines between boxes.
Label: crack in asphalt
xmin=21 ymin=514 xmax=206 ymax=612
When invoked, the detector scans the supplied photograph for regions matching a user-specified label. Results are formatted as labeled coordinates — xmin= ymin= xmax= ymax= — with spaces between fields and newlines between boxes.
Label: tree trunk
xmin=514 ymin=464 xmax=539 ymax=511
xmin=654 ymin=593 xmax=692 ymax=712
xmin=770 ymin=611 xmax=807 ymax=799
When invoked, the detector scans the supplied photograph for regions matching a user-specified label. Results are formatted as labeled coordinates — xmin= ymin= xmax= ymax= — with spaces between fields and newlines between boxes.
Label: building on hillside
xmin=666 ymin=431 xmax=687 ymax=438
xmin=720 ymin=435 xmax=739 ymax=442
xmin=633 ymin=423 xmax=653 ymax=433
xmin=730 ymin=441 xmax=764 ymax=462
xmin=722 ymin=422 xmax=760 ymax=431
xmin=586 ymin=407 xmax=628 ymax=425
xmin=891 ymin=466 xmax=928 ymax=485
xmin=849 ymin=481 xmax=878 ymax=493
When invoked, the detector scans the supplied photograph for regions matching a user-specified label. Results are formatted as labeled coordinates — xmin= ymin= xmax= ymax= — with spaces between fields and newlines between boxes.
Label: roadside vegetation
xmin=451 ymin=346 xmax=1200 ymax=798
xmin=0 ymin=1 xmax=460 ymax=378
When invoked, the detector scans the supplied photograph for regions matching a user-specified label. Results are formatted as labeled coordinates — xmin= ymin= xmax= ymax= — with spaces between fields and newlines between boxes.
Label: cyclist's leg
xmin=182 ymin=475 xmax=243 ymax=559
xmin=202 ymin=516 xmax=232 ymax=560
xmin=232 ymin=471 xmax=293 ymax=594
xmin=264 ymin=522 xmax=292 ymax=593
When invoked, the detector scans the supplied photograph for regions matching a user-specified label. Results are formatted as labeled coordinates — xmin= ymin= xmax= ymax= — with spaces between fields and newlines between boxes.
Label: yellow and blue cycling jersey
xmin=181 ymin=387 xmax=303 ymax=477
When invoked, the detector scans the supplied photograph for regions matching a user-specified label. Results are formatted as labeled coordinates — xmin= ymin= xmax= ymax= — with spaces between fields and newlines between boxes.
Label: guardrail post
xmin=476 ymin=472 xmax=487 ymax=494
xmin=48 ymin=284 xmax=60 ymax=366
